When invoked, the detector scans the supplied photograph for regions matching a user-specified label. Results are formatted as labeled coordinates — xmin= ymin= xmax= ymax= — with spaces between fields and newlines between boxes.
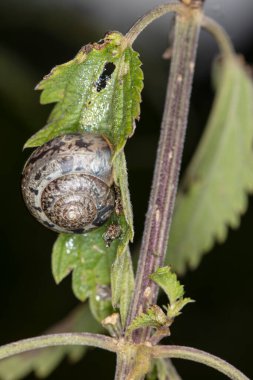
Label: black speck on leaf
xmin=95 ymin=62 xmax=116 ymax=92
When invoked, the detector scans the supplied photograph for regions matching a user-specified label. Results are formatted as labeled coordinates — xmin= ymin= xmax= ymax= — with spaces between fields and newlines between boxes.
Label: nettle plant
xmin=0 ymin=1 xmax=252 ymax=379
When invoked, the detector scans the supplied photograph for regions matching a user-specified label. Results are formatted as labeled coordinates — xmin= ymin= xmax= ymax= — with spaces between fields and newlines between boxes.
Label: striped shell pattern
xmin=21 ymin=133 xmax=115 ymax=233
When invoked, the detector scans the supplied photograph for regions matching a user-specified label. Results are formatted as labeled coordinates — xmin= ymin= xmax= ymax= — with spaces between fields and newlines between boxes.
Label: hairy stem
xmin=153 ymin=345 xmax=250 ymax=380
xmin=126 ymin=9 xmax=202 ymax=340
xmin=114 ymin=349 xmax=136 ymax=380
xmin=0 ymin=333 xmax=118 ymax=360
xmin=123 ymin=2 xmax=186 ymax=47
xmin=115 ymin=344 xmax=152 ymax=380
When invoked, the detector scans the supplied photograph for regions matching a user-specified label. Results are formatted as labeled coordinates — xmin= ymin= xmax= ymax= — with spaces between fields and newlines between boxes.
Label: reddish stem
xmin=126 ymin=9 xmax=201 ymax=342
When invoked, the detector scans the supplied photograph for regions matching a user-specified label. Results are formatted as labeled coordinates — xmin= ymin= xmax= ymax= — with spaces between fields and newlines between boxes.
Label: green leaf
xmin=113 ymin=150 xmax=134 ymax=241
xmin=111 ymin=247 xmax=135 ymax=327
xmin=52 ymin=225 xmax=117 ymax=307
xmin=0 ymin=304 xmax=101 ymax=380
xmin=127 ymin=305 xmax=168 ymax=334
xmin=167 ymin=56 xmax=253 ymax=274
xmin=110 ymin=151 xmax=135 ymax=327
xmin=150 ymin=267 xmax=193 ymax=320
xmin=111 ymin=150 xmax=134 ymax=263
xmin=89 ymin=289 xmax=113 ymax=322
xmin=150 ymin=267 xmax=184 ymax=305
xmin=52 ymin=203 xmax=134 ymax=322
xmin=23 ymin=32 xmax=137 ymax=312
xmin=52 ymin=205 xmax=133 ymax=319
xmin=127 ymin=267 xmax=192 ymax=334
xmin=51 ymin=150 xmax=134 ymax=309
xmin=24 ymin=31 xmax=143 ymax=154
xmin=166 ymin=297 xmax=194 ymax=319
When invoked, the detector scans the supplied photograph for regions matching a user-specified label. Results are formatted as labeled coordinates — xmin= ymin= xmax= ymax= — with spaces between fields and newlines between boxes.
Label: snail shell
xmin=21 ymin=133 xmax=115 ymax=233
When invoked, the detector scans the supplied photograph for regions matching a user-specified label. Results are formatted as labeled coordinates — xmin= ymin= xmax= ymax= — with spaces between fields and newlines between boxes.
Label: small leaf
xmin=167 ymin=56 xmax=253 ymax=274
xmin=126 ymin=267 xmax=192 ymax=335
xmin=127 ymin=305 xmax=168 ymax=334
xmin=150 ymin=267 xmax=184 ymax=305
xmin=150 ymin=267 xmax=193 ymax=320
xmin=111 ymin=247 xmax=135 ymax=327
xmin=166 ymin=297 xmax=194 ymax=319
xmin=24 ymin=31 xmax=143 ymax=154
xmin=0 ymin=304 xmax=101 ymax=380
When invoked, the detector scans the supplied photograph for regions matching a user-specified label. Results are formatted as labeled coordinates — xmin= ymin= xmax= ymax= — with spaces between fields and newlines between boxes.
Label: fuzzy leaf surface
xmin=127 ymin=305 xmax=168 ymax=334
xmin=150 ymin=267 xmax=193 ymax=319
xmin=110 ymin=151 xmax=135 ymax=326
xmin=0 ymin=305 xmax=100 ymax=380
xmin=166 ymin=297 xmax=194 ymax=319
xmin=24 ymin=32 xmax=143 ymax=154
xmin=167 ymin=57 xmax=253 ymax=273
xmin=150 ymin=267 xmax=184 ymax=305
xmin=52 ymin=225 xmax=116 ymax=308
xmin=127 ymin=267 xmax=193 ymax=334
xmin=111 ymin=247 xmax=135 ymax=327
xmin=113 ymin=151 xmax=134 ymax=242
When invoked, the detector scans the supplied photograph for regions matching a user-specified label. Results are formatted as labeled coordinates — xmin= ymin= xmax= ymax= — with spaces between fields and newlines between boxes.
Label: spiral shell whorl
xmin=21 ymin=133 xmax=115 ymax=233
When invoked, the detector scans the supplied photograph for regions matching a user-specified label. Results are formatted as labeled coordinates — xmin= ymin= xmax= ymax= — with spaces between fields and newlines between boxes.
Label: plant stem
xmin=0 ymin=333 xmax=118 ymax=360
xmin=114 ymin=344 xmax=152 ymax=380
xmin=126 ymin=9 xmax=202 ymax=341
xmin=123 ymin=2 xmax=186 ymax=48
xmin=114 ymin=348 xmax=136 ymax=380
xmin=202 ymin=16 xmax=234 ymax=56
xmin=152 ymin=345 xmax=250 ymax=380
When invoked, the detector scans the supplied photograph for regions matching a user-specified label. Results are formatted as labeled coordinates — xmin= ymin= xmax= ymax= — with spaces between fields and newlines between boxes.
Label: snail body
xmin=21 ymin=133 xmax=115 ymax=233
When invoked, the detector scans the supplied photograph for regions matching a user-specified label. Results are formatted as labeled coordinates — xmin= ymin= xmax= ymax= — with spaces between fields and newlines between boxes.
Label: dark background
xmin=0 ymin=0 xmax=253 ymax=379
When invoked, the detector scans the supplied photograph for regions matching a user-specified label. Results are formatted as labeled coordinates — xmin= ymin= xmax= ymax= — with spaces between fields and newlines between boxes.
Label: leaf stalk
xmin=202 ymin=16 xmax=234 ymax=56
xmin=153 ymin=345 xmax=250 ymax=380
xmin=123 ymin=2 xmax=187 ymax=48
xmin=0 ymin=333 xmax=118 ymax=360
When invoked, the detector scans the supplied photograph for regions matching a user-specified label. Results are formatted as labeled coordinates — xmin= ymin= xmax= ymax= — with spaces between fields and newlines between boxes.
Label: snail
xmin=21 ymin=133 xmax=115 ymax=234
